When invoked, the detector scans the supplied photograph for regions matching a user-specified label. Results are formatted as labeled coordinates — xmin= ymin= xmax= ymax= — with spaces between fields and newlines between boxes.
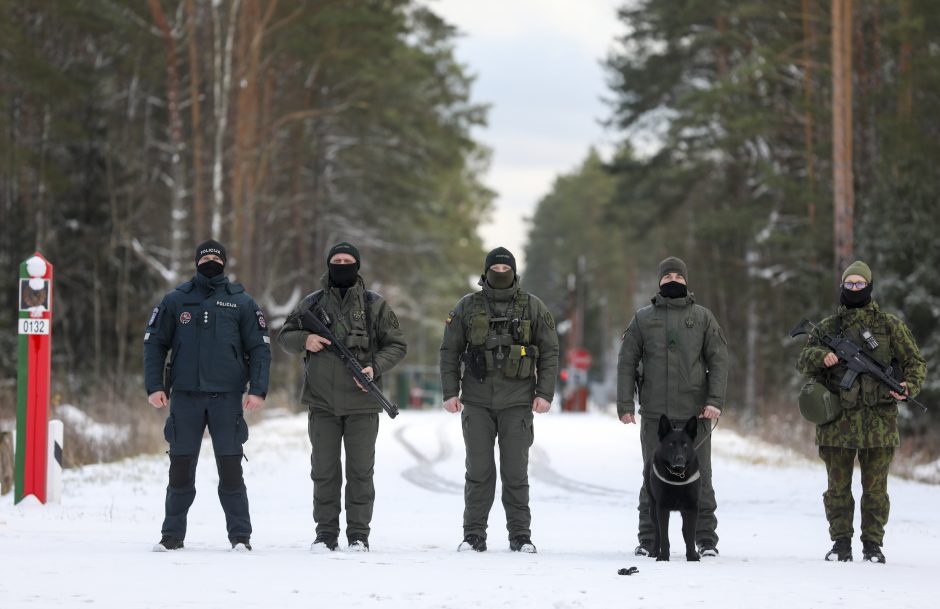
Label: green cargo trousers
xmin=638 ymin=416 xmax=718 ymax=547
xmin=461 ymin=404 xmax=534 ymax=540
xmin=818 ymin=445 xmax=894 ymax=545
xmin=308 ymin=408 xmax=379 ymax=541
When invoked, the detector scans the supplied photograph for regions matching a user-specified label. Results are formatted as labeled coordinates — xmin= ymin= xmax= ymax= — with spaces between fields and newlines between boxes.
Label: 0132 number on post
xmin=18 ymin=318 xmax=50 ymax=335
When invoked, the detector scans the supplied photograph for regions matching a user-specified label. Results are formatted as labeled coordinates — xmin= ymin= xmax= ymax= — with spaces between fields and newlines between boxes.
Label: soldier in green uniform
xmin=278 ymin=242 xmax=407 ymax=553
xmin=797 ymin=260 xmax=926 ymax=563
xmin=617 ymin=256 xmax=729 ymax=558
xmin=440 ymin=247 xmax=559 ymax=553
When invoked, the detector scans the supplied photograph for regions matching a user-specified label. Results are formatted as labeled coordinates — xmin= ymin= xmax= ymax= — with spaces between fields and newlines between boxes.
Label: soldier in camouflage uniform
xmin=440 ymin=247 xmax=559 ymax=553
xmin=617 ymin=256 xmax=729 ymax=559
xmin=797 ymin=260 xmax=926 ymax=563
xmin=278 ymin=242 xmax=407 ymax=553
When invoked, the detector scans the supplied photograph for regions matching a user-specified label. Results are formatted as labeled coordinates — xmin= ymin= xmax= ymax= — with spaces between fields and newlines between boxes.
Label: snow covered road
xmin=1 ymin=409 xmax=937 ymax=609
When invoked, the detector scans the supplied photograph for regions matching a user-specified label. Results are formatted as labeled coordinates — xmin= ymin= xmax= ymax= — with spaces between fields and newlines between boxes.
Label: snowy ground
xmin=2 ymin=408 xmax=938 ymax=609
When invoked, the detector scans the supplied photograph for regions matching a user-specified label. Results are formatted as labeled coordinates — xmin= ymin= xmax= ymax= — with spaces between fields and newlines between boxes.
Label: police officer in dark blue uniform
xmin=144 ymin=240 xmax=271 ymax=552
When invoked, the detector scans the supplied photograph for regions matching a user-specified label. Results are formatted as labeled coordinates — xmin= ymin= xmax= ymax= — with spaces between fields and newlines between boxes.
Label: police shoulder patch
xmin=148 ymin=306 xmax=160 ymax=327
xmin=255 ymin=309 xmax=267 ymax=330
xmin=544 ymin=311 xmax=556 ymax=330
xmin=387 ymin=309 xmax=400 ymax=329
xmin=445 ymin=310 xmax=456 ymax=325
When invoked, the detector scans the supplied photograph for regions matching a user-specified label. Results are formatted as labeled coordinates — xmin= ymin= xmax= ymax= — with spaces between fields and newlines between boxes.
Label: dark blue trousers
xmin=162 ymin=391 xmax=251 ymax=541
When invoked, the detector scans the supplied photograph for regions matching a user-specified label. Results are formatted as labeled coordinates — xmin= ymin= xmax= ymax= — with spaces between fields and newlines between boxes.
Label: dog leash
xmin=694 ymin=419 xmax=719 ymax=451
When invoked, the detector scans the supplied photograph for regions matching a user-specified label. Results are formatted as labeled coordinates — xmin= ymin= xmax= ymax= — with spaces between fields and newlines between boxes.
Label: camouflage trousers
xmin=818 ymin=445 xmax=894 ymax=545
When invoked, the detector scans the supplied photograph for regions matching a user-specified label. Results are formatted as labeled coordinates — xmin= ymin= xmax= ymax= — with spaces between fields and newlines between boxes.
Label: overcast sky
xmin=428 ymin=0 xmax=626 ymax=271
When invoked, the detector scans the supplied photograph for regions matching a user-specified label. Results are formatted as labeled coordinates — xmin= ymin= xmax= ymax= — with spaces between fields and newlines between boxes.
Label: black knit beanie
xmin=195 ymin=240 xmax=227 ymax=266
xmin=327 ymin=241 xmax=361 ymax=270
xmin=484 ymin=247 xmax=516 ymax=273
xmin=658 ymin=256 xmax=688 ymax=281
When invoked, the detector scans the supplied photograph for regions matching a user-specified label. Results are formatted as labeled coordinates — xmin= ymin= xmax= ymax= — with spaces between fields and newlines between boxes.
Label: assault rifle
xmin=790 ymin=318 xmax=926 ymax=412
xmin=300 ymin=307 xmax=399 ymax=419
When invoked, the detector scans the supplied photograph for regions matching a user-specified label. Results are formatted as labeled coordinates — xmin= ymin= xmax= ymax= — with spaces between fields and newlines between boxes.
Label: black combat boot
xmin=153 ymin=535 xmax=184 ymax=552
xmin=310 ymin=532 xmax=339 ymax=553
xmin=862 ymin=541 xmax=885 ymax=564
xmin=634 ymin=542 xmax=657 ymax=558
xmin=347 ymin=534 xmax=370 ymax=552
xmin=231 ymin=537 xmax=252 ymax=551
xmin=509 ymin=535 xmax=537 ymax=553
xmin=457 ymin=534 xmax=487 ymax=552
xmin=825 ymin=537 xmax=852 ymax=562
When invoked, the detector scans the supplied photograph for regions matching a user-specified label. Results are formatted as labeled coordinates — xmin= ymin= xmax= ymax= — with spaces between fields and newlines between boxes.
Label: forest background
xmin=1 ymin=1 xmax=938 ymax=475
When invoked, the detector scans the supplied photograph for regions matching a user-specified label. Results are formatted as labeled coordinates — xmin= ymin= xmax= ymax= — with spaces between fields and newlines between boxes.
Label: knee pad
xmin=217 ymin=455 xmax=244 ymax=491
xmin=168 ymin=455 xmax=194 ymax=488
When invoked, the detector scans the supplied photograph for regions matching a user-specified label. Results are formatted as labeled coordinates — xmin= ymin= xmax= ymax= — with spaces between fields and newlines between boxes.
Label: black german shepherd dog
xmin=644 ymin=415 xmax=701 ymax=561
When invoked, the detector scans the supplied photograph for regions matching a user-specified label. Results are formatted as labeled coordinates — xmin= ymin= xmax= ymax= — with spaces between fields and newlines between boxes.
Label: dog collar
xmin=652 ymin=463 xmax=701 ymax=486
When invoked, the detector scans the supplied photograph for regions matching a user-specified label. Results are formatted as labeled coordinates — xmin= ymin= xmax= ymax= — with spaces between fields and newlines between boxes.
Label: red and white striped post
xmin=14 ymin=252 xmax=53 ymax=504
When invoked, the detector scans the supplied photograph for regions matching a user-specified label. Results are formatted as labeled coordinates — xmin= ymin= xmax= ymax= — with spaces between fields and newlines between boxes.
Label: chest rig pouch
xmin=464 ymin=291 xmax=538 ymax=380
xmin=833 ymin=313 xmax=894 ymax=408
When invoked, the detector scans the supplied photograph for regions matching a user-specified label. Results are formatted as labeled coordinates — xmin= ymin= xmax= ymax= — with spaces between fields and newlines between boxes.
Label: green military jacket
xmin=617 ymin=293 xmax=729 ymax=420
xmin=439 ymin=280 xmax=559 ymax=410
xmin=797 ymin=300 xmax=926 ymax=448
xmin=278 ymin=274 xmax=407 ymax=416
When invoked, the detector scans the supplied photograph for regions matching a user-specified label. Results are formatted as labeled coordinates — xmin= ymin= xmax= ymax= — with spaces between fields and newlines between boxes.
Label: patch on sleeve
xmin=544 ymin=311 xmax=556 ymax=330
xmin=255 ymin=309 xmax=267 ymax=330
xmin=148 ymin=306 xmax=160 ymax=327
xmin=262 ymin=335 xmax=270 ymax=344
xmin=445 ymin=310 xmax=456 ymax=325
xmin=144 ymin=332 xmax=151 ymax=341
xmin=387 ymin=309 xmax=400 ymax=329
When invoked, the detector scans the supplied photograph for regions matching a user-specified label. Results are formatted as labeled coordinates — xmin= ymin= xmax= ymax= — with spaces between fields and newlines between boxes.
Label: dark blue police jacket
xmin=144 ymin=272 xmax=271 ymax=396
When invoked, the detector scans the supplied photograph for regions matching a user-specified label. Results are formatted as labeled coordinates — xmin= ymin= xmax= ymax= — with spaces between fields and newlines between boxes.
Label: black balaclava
xmin=841 ymin=283 xmax=873 ymax=308
xmin=195 ymin=239 xmax=226 ymax=278
xmin=486 ymin=269 xmax=515 ymax=289
xmin=326 ymin=241 xmax=361 ymax=290
xmin=483 ymin=247 xmax=516 ymax=289
xmin=659 ymin=281 xmax=688 ymax=299
xmin=329 ymin=262 xmax=359 ymax=289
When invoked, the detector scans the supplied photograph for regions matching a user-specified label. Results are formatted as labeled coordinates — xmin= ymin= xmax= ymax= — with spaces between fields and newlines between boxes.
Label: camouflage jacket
xmin=796 ymin=300 xmax=927 ymax=448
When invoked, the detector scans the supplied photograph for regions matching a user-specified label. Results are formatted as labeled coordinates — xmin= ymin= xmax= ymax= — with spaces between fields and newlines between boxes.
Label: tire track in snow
xmin=529 ymin=445 xmax=626 ymax=497
xmin=394 ymin=423 xmax=463 ymax=494
xmin=395 ymin=421 xmax=626 ymax=499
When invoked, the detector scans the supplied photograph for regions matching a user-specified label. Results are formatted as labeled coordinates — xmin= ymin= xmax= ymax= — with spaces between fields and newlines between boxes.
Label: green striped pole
xmin=14 ymin=252 xmax=53 ymax=504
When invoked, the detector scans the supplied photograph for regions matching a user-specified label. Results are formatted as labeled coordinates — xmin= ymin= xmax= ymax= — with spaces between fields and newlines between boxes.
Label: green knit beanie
xmin=658 ymin=256 xmax=688 ymax=281
xmin=841 ymin=260 xmax=872 ymax=283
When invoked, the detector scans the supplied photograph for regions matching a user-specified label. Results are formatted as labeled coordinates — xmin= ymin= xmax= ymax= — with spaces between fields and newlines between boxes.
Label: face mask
xmin=840 ymin=284 xmax=873 ymax=308
xmin=486 ymin=269 xmax=515 ymax=289
xmin=197 ymin=260 xmax=224 ymax=278
xmin=329 ymin=263 xmax=358 ymax=289
xmin=659 ymin=281 xmax=688 ymax=299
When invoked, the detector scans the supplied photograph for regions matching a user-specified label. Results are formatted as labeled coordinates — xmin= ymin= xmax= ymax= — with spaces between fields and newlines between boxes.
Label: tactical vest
xmin=465 ymin=290 xmax=539 ymax=379
xmin=827 ymin=311 xmax=895 ymax=408
xmin=306 ymin=289 xmax=379 ymax=363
